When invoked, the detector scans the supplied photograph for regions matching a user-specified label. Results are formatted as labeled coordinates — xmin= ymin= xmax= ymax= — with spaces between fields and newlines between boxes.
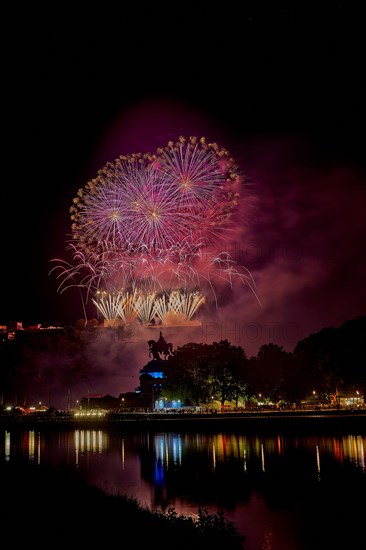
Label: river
xmin=1 ymin=422 xmax=365 ymax=549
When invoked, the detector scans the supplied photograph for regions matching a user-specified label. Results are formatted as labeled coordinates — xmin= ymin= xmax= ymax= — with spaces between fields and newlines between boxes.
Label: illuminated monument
xmin=135 ymin=332 xmax=173 ymax=409
xmin=117 ymin=332 xmax=173 ymax=411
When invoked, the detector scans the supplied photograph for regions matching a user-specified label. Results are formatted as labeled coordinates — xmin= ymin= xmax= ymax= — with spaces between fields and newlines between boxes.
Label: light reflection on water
xmin=1 ymin=429 xmax=365 ymax=549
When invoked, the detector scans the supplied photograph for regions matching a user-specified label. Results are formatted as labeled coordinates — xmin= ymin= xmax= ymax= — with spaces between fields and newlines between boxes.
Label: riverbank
xmin=1 ymin=409 xmax=365 ymax=433
xmin=1 ymin=460 xmax=245 ymax=550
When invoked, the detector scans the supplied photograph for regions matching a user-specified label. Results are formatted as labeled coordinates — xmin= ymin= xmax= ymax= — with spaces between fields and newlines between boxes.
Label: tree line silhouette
xmin=0 ymin=315 xmax=365 ymax=408
xmin=163 ymin=316 xmax=366 ymax=406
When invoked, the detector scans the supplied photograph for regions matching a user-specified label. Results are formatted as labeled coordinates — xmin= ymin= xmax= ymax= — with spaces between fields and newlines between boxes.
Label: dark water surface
xmin=1 ymin=426 xmax=365 ymax=549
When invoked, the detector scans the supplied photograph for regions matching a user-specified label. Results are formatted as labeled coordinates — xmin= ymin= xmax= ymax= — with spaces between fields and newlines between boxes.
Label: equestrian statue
xmin=148 ymin=332 xmax=173 ymax=360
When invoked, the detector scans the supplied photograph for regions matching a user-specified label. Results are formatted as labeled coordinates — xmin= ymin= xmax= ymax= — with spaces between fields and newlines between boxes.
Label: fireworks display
xmin=51 ymin=136 xmax=257 ymax=326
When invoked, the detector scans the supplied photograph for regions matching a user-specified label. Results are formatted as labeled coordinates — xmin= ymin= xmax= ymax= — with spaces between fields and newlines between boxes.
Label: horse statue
xmin=148 ymin=332 xmax=173 ymax=360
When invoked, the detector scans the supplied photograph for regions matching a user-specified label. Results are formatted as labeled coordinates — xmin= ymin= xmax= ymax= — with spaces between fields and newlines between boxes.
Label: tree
xmin=248 ymin=343 xmax=299 ymax=404
xmin=164 ymin=343 xmax=213 ymax=406
xmin=209 ymin=340 xmax=248 ymax=407
xmin=293 ymin=316 xmax=366 ymax=401
xmin=164 ymin=340 xmax=248 ymax=408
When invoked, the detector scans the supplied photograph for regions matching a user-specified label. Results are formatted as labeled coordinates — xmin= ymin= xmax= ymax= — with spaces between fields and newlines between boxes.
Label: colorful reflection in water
xmin=2 ymin=430 xmax=365 ymax=471
xmin=74 ymin=429 xmax=104 ymax=465
xmin=1 ymin=429 xmax=365 ymax=550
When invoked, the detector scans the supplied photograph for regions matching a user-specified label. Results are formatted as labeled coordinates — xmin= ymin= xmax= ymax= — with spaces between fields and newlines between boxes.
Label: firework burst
xmin=51 ymin=136 xmax=258 ymax=325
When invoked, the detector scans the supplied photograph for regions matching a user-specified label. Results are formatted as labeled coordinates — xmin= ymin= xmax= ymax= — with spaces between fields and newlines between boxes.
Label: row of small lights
xmin=74 ymin=411 xmax=106 ymax=417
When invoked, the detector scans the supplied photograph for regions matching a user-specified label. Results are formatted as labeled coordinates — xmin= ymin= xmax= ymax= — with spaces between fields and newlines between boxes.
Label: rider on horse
xmin=148 ymin=332 xmax=173 ymax=360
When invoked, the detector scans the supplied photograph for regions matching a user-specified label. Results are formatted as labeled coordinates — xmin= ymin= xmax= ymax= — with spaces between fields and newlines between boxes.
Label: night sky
xmin=3 ymin=4 xmax=366 ymax=379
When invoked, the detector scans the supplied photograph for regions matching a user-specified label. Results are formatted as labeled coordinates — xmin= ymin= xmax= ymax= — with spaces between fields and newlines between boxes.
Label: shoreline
xmin=1 ymin=409 xmax=365 ymax=433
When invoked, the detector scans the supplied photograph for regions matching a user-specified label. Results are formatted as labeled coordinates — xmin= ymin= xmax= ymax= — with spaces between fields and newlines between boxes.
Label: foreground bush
xmin=2 ymin=462 xmax=245 ymax=549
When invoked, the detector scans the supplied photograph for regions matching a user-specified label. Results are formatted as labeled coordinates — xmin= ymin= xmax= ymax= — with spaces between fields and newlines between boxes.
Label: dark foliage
xmin=2 ymin=462 xmax=245 ymax=549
